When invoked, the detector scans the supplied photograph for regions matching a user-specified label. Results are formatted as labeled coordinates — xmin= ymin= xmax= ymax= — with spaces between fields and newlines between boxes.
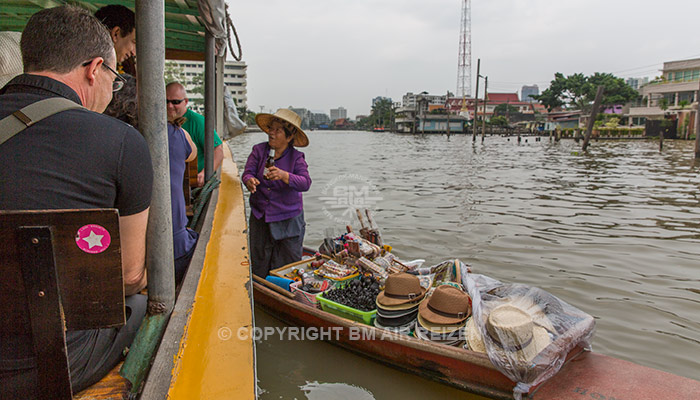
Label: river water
xmin=228 ymin=131 xmax=700 ymax=399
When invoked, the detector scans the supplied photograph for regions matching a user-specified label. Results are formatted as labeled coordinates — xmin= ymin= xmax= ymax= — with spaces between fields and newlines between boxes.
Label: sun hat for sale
xmin=485 ymin=304 xmax=552 ymax=363
xmin=376 ymin=273 xmax=427 ymax=307
xmin=418 ymin=284 xmax=471 ymax=325
xmin=464 ymin=316 xmax=486 ymax=353
xmin=255 ymin=108 xmax=309 ymax=147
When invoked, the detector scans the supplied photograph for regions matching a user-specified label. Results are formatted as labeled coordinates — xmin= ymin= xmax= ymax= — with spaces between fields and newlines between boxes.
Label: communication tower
xmin=456 ymin=0 xmax=471 ymax=108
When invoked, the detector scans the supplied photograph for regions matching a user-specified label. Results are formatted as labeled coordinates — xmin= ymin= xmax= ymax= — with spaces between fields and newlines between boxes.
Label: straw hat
xmin=465 ymin=317 xmax=486 ymax=353
xmin=0 ymin=31 xmax=22 ymax=88
xmin=416 ymin=313 xmax=464 ymax=335
xmin=418 ymin=285 xmax=471 ymax=325
xmin=376 ymin=273 xmax=426 ymax=307
xmin=485 ymin=304 xmax=552 ymax=363
xmin=255 ymin=108 xmax=309 ymax=147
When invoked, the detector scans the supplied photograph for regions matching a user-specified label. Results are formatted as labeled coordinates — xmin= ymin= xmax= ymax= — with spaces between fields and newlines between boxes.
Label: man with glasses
xmin=166 ymin=81 xmax=224 ymax=187
xmin=0 ymin=6 xmax=151 ymax=397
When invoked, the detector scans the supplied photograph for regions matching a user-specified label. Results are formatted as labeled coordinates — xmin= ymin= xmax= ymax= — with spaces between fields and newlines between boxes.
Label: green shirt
xmin=181 ymin=108 xmax=223 ymax=172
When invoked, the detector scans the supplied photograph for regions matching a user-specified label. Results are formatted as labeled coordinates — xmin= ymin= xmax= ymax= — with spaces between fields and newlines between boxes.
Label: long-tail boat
xmin=253 ymin=249 xmax=700 ymax=399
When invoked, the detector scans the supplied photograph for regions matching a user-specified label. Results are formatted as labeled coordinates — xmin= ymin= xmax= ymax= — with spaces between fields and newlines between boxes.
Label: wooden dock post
xmin=695 ymin=78 xmax=700 ymax=158
xmin=473 ymin=59 xmax=480 ymax=141
xmin=481 ymin=76 xmax=488 ymax=142
xmin=582 ymin=86 xmax=605 ymax=151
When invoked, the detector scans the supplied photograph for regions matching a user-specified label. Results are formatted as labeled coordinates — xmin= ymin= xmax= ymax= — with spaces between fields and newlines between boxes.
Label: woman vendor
xmin=242 ymin=109 xmax=311 ymax=277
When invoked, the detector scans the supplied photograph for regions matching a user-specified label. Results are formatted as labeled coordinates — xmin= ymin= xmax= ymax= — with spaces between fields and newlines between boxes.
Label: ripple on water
xmin=230 ymin=132 xmax=700 ymax=390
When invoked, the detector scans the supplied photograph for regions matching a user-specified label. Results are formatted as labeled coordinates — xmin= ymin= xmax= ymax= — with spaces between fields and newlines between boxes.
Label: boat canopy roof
xmin=0 ymin=0 xmax=227 ymax=60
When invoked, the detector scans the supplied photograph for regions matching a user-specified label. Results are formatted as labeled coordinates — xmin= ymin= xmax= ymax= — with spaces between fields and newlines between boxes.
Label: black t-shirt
xmin=0 ymin=74 xmax=152 ymax=214
xmin=0 ymin=75 xmax=153 ymax=371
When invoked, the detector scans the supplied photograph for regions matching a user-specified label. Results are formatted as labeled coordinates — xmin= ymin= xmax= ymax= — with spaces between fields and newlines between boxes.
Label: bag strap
xmin=0 ymin=97 xmax=84 ymax=146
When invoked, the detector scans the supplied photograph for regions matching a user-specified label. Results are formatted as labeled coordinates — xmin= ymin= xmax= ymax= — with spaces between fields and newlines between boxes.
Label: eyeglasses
xmin=82 ymin=60 xmax=126 ymax=92
xmin=166 ymin=99 xmax=185 ymax=105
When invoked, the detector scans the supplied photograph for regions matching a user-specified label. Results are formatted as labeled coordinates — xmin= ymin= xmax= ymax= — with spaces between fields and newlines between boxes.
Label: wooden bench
xmin=0 ymin=209 xmax=129 ymax=400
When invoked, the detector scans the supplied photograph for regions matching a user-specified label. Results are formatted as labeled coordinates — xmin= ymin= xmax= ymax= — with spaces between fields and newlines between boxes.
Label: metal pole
xmin=482 ymin=76 xmax=488 ymax=141
xmin=473 ymin=58 xmax=480 ymax=141
xmin=204 ymin=32 xmax=216 ymax=181
xmin=134 ymin=0 xmax=174 ymax=306
xmin=121 ymin=0 xmax=174 ymax=391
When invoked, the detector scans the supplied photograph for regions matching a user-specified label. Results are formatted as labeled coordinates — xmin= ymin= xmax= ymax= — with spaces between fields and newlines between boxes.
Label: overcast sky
xmin=226 ymin=0 xmax=700 ymax=119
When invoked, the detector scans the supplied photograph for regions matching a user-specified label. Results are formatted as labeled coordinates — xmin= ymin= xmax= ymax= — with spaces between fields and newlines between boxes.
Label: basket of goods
xmin=270 ymin=254 xmax=332 ymax=280
xmin=289 ymin=279 xmax=333 ymax=308
xmin=316 ymin=274 xmax=381 ymax=325
xmin=313 ymin=259 xmax=360 ymax=282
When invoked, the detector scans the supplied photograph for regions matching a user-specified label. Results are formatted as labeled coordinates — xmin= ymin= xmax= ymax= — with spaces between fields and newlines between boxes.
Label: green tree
xmin=164 ymin=61 xmax=186 ymax=84
xmin=493 ymin=104 xmax=521 ymax=119
xmin=490 ymin=116 xmax=509 ymax=127
xmin=658 ymin=98 xmax=669 ymax=111
xmin=534 ymin=72 xmax=638 ymax=112
xmin=189 ymin=72 xmax=204 ymax=109
xmin=370 ymin=98 xmax=393 ymax=128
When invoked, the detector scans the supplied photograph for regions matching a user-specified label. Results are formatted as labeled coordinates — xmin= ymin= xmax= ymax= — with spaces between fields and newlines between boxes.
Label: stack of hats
xmin=465 ymin=303 xmax=552 ymax=369
xmin=374 ymin=273 xmax=427 ymax=335
xmin=416 ymin=285 xmax=472 ymax=346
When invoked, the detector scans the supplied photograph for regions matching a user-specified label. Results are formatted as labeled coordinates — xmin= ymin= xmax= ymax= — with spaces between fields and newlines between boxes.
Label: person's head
xmin=255 ymin=109 xmax=309 ymax=149
xmin=21 ymin=5 xmax=119 ymax=112
xmin=104 ymin=74 xmax=138 ymax=128
xmin=166 ymin=82 xmax=189 ymax=122
xmin=267 ymin=120 xmax=295 ymax=150
xmin=95 ymin=5 xmax=136 ymax=63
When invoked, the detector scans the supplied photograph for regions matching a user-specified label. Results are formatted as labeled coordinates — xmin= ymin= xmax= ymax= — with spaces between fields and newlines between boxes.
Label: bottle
xmin=263 ymin=148 xmax=274 ymax=179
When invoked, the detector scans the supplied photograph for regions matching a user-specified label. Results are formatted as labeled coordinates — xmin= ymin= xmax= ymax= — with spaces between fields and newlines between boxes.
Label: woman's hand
xmin=265 ymin=167 xmax=290 ymax=184
xmin=245 ymin=177 xmax=260 ymax=193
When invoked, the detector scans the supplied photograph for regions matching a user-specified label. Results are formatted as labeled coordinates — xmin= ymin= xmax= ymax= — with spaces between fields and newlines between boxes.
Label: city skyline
xmin=227 ymin=0 xmax=700 ymax=119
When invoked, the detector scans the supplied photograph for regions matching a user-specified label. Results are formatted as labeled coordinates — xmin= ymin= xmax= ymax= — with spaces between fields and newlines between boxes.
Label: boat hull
xmin=254 ymin=281 xmax=700 ymax=399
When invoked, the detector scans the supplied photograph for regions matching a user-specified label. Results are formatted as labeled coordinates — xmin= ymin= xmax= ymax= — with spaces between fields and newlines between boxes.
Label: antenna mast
xmin=456 ymin=0 xmax=472 ymax=110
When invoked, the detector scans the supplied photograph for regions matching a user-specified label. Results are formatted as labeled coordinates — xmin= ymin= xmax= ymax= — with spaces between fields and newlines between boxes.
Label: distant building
xmin=289 ymin=107 xmax=313 ymax=129
xmin=167 ymin=59 xmax=247 ymax=111
xmin=628 ymin=57 xmax=700 ymax=127
xmin=625 ymin=77 xmax=649 ymax=90
xmin=521 ymin=85 xmax=539 ymax=102
xmin=311 ymin=112 xmax=330 ymax=126
xmin=330 ymin=107 xmax=347 ymax=121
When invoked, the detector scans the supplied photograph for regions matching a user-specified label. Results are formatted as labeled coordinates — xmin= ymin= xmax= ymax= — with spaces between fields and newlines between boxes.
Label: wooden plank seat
xmin=0 ymin=209 xmax=127 ymax=400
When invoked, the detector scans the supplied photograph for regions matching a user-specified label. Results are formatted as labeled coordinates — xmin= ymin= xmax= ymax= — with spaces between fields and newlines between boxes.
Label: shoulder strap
xmin=0 ymin=97 xmax=84 ymax=146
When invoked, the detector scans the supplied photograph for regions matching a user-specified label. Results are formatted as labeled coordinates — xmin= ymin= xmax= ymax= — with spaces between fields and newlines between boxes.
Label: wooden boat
xmin=1 ymin=2 xmax=255 ymax=399
xmin=253 ymin=251 xmax=700 ymax=399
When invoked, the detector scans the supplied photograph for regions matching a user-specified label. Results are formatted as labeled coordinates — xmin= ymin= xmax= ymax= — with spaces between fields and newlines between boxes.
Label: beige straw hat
xmin=255 ymin=108 xmax=309 ymax=147
xmin=485 ymin=304 xmax=552 ymax=363
xmin=465 ymin=317 xmax=486 ymax=353
xmin=0 ymin=31 xmax=23 ymax=88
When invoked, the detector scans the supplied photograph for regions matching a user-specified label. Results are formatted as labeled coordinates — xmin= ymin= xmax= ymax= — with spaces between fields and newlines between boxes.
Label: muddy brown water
xmin=228 ymin=131 xmax=700 ymax=399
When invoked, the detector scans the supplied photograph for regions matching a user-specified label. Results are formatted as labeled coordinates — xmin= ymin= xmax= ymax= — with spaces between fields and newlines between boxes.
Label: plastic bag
xmin=462 ymin=272 xmax=595 ymax=399
xmin=223 ymin=88 xmax=246 ymax=138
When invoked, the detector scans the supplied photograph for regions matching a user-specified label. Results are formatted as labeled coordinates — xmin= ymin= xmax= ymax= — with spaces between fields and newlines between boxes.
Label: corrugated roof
xmin=0 ymin=0 xmax=208 ymax=58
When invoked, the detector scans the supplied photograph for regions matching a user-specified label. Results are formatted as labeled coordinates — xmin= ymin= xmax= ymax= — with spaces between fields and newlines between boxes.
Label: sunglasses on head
xmin=167 ymin=99 xmax=185 ymax=105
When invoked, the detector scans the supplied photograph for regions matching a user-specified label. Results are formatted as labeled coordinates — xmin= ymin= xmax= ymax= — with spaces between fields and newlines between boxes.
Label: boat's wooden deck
xmin=74 ymin=362 xmax=129 ymax=400
xmin=166 ymin=144 xmax=255 ymax=399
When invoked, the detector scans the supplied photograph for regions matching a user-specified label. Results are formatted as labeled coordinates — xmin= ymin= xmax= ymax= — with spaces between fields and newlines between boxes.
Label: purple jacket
xmin=242 ymin=142 xmax=311 ymax=222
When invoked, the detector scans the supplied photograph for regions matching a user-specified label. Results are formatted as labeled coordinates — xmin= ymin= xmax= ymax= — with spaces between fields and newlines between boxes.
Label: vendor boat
xmin=252 ymin=248 xmax=700 ymax=400
xmin=1 ymin=1 xmax=255 ymax=399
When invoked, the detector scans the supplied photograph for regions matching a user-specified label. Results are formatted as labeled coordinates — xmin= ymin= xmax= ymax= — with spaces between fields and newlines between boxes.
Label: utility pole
xmin=473 ymin=58 xmax=480 ymax=141
xmin=482 ymin=76 xmax=488 ymax=141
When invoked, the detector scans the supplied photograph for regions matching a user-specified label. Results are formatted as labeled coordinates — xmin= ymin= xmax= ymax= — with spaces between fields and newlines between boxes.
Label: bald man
xmin=166 ymin=82 xmax=223 ymax=186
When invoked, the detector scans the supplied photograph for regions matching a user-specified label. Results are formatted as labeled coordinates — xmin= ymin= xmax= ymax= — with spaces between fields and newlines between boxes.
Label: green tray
xmin=316 ymin=292 xmax=376 ymax=325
